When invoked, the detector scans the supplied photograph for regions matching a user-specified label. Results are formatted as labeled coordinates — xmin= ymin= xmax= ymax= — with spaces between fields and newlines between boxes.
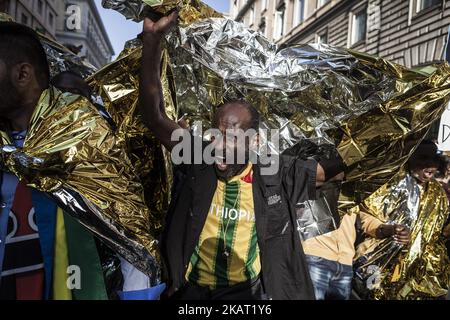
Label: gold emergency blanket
xmin=0 ymin=87 xmax=164 ymax=283
xmin=352 ymin=173 xmax=450 ymax=299
xmin=101 ymin=0 xmax=450 ymax=213
xmin=0 ymin=12 xmax=169 ymax=283
xmin=101 ymin=0 xmax=220 ymax=23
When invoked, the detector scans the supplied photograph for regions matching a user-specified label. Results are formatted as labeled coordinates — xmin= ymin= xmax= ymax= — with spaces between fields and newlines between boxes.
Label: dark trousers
xmin=173 ymin=277 xmax=267 ymax=300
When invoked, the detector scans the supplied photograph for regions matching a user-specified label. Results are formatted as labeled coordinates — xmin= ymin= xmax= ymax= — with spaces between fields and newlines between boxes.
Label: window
xmin=21 ymin=13 xmax=28 ymax=25
xmin=416 ymin=0 xmax=441 ymax=12
xmin=259 ymin=23 xmax=266 ymax=37
xmin=0 ymin=0 xmax=9 ymax=12
xmin=317 ymin=0 xmax=330 ymax=8
xmin=274 ymin=5 xmax=285 ymax=39
xmin=318 ymin=30 xmax=328 ymax=44
xmin=233 ymin=0 xmax=238 ymax=16
xmin=294 ymin=0 xmax=305 ymax=26
xmin=37 ymin=0 xmax=43 ymax=15
xmin=249 ymin=5 xmax=255 ymax=25
xmin=259 ymin=17 xmax=267 ymax=37
xmin=351 ymin=8 xmax=367 ymax=45
xmin=49 ymin=12 xmax=54 ymax=27
xmin=261 ymin=0 xmax=268 ymax=12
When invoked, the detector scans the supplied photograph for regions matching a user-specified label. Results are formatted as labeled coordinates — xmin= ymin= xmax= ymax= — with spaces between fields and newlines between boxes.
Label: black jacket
xmin=161 ymin=154 xmax=317 ymax=300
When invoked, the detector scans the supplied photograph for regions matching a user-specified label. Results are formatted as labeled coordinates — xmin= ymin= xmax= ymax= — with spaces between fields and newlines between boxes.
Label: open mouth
xmin=215 ymin=155 xmax=228 ymax=171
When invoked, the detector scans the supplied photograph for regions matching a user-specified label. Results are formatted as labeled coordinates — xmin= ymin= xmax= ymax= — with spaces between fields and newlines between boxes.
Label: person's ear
xmin=11 ymin=62 xmax=35 ymax=89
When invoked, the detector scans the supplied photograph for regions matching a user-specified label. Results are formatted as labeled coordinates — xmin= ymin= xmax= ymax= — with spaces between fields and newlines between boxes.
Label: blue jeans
xmin=305 ymin=255 xmax=353 ymax=300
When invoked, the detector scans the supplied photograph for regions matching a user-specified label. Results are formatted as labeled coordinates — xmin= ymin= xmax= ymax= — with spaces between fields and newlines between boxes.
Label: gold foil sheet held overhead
xmin=40 ymin=33 xmax=97 ymax=79
xmin=102 ymin=0 xmax=450 ymax=211
xmin=101 ymin=0 xmax=221 ymax=24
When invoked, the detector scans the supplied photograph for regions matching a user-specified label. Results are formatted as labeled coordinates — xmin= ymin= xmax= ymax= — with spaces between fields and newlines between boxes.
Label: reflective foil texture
xmin=2 ymin=13 xmax=166 ymax=282
xmin=171 ymin=18 xmax=450 ymax=212
xmin=4 ymin=0 xmax=450 ymax=281
xmin=353 ymin=173 xmax=450 ymax=299
xmin=101 ymin=0 xmax=220 ymax=23
xmin=296 ymin=181 xmax=341 ymax=242
xmin=40 ymin=34 xmax=97 ymax=79
xmin=0 ymin=88 xmax=163 ymax=284
xmin=101 ymin=0 xmax=450 ymax=241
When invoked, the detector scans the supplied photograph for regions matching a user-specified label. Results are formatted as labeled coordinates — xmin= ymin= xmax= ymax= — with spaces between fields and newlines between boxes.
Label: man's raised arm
xmin=139 ymin=11 xmax=181 ymax=151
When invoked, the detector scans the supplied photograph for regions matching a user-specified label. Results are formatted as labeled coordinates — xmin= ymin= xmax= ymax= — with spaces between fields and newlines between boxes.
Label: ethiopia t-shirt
xmin=186 ymin=163 xmax=261 ymax=289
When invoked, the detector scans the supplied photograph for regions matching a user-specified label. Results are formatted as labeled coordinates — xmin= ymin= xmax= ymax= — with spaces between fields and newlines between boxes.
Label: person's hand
xmin=143 ymin=10 xmax=178 ymax=39
xmin=392 ymin=224 xmax=411 ymax=245
xmin=376 ymin=224 xmax=410 ymax=245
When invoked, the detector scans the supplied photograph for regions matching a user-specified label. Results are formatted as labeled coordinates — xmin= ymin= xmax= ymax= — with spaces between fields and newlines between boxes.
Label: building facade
xmin=231 ymin=0 xmax=450 ymax=68
xmin=0 ymin=0 xmax=58 ymax=39
xmin=55 ymin=0 xmax=114 ymax=69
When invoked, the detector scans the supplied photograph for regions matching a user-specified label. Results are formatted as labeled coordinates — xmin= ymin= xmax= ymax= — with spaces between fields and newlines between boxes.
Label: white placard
xmin=437 ymin=103 xmax=450 ymax=151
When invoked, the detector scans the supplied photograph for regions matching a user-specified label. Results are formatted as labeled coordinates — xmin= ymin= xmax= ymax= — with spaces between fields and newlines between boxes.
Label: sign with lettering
xmin=437 ymin=103 xmax=450 ymax=151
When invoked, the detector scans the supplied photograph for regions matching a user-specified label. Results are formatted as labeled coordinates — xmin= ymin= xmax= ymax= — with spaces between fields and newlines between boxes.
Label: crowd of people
xmin=0 ymin=11 xmax=449 ymax=300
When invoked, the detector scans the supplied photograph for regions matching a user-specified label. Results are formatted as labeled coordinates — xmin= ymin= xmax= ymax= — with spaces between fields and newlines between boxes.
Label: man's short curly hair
xmin=0 ymin=22 xmax=50 ymax=89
